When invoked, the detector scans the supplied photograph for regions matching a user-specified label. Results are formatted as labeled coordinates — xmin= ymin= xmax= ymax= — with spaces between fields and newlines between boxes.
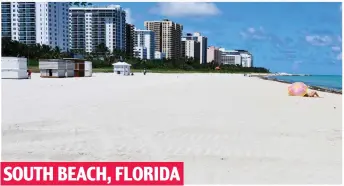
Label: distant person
xmin=27 ymin=69 xmax=31 ymax=79
xmin=143 ymin=69 xmax=147 ymax=75
xmin=304 ymin=90 xmax=320 ymax=97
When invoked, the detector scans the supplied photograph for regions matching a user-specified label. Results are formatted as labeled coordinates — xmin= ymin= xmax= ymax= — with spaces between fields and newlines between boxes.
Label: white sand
xmin=2 ymin=73 xmax=342 ymax=184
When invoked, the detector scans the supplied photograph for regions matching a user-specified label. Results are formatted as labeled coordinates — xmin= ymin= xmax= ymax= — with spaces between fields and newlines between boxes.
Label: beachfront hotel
xmin=125 ymin=23 xmax=135 ymax=57
xmin=1 ymin=2 xmax=70 ymax=51
xmin=182 ymin=32 xmax=208 ymax=64
xmin=134 ymin=29 xmax=155 ymax=60
xmin=217 ymin=48 xmax=254 ymax=67
xmin=69 ymin=5 xmax=126 ymax=53
xmin=181 ymin=37 xmax=200 ymax=61
xmin=219 ymin=48 xmax=242 ymax=65
xmin=207 ymin=46 xmax=222 ymax=64
xmin=236 ymin=50 xmax=253 ymax=67
xmin=144 ymin=19 xmax=183 ymax=59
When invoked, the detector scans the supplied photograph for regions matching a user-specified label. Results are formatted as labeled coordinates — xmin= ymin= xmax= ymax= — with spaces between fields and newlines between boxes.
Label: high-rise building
xmin=207 ymin=46 xmax=222 ymax=64
xmin=144 ymin=19 xmax=183 ymax=59
xmin=133 ymin=46 xmax=147 ymax=59
xmin=235 ymin=50 xmax=253 ymax=67
xmin=182 ymin=32 xmax=208 ymax=64
xmin=1 ymin=2 xmax=70 ymax=51
xmin=134 ymin=29 xmax=155 ymax=60
xmin=69 ymin=5 xmax=126 ymax=53
xmin=125 ymin=23 xmax=135 ymax=57
xmin=182 ymin=38 xmax=200 ymax=60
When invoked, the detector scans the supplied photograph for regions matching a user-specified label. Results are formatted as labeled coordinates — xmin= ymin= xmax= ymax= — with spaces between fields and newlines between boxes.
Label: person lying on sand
xmin=304 ymin=90 xmax=320 ymax=97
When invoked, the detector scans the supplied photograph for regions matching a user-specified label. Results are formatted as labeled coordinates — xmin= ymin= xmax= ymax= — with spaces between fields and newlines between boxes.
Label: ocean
xmin=268 ymin=75 xmax=342 ymax=90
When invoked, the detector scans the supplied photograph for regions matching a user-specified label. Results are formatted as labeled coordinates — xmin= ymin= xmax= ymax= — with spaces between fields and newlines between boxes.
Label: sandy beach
xmin=2 ymin=73 xmax=342 ymax=184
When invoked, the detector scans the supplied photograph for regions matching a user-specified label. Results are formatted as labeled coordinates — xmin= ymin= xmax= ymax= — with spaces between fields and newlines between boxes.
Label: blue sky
xmin=94 ymin=2 xmax=342 ymax=75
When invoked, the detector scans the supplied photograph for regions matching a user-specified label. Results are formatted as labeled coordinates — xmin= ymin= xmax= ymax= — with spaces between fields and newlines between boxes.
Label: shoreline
xmin=258 ymin=76 xmax=342 ymax=95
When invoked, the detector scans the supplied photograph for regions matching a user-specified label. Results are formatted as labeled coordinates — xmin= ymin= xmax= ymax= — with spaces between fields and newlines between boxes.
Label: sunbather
xmin=304 ymin=90 xmax=320 ymax=97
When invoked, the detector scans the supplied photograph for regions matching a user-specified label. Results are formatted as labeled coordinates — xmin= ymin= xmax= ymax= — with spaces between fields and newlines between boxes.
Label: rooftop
xmin=70 ymin=5 xmax=123 ymax=10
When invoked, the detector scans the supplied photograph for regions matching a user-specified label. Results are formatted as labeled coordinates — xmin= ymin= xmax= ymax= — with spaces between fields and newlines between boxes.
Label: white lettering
xmin=87 ymin=167 xmax=95 ymax=181
xmin=170 ymin=167 xmax=180 ymax=181
xmin=115 ymin=167 xmax=123 ymax=181
xmin=58 ymin=167 xmax=67 ymax=181
xmin=12 ymin=167 xmax=23 ymax=181
xmin=68 ymin=167 xmax=76 ymax=181
xmin=132 ymin=167 xmax=143 ymax=181
xmin=76 ymin=167 xmax=87 ymax=181
xmin=44 ymin=167 xmax=54 ymax=181
xmin=143 ymin=167 xmax=153 ymax=181
xmin=98 ymin=167 xmax=107 ymax=181
xmin=160 ymin=167 xmax=169 ymax=181
xmin=3 ymin=167 xmax=12 ymax=181
xmin=124 ymin=167 xmax=132 ymax=181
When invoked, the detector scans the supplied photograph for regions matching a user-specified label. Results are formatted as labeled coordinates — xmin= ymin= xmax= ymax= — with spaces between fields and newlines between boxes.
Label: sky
xmin=93 ymin=2 xmax=342 ymax=75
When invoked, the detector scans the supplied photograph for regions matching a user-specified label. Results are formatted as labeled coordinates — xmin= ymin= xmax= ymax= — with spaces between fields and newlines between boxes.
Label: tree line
xmin=1 ymin=38 xmax=270 ymax=73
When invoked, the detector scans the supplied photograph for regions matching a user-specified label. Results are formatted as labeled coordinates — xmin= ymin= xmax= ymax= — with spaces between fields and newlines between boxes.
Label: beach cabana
xmin=39 ymin=59 xmax=74 ymax=78
xmin=112 ymin=62 xmax=131 ymax=76
xmin=63 ymin=58 xmax=87 ymax=77
xmin=84 ymin=61 xmax=93 ymax=77
xmin=1 ymin=57 xmax=28 ymax=79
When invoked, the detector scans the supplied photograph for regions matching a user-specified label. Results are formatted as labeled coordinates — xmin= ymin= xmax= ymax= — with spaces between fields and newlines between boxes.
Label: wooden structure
xmin=1 ymin=57 xmax=28 ymax=79
xmin=63 ymin=58 xmax=88 ymax=77
xmin=39 ymin=59 xmax=74 ymax=78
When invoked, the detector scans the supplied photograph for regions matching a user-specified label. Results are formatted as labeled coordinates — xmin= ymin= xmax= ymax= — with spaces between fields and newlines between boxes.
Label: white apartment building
xmin=240 ymin=53 xmax=253 ymax=67
xmin=69 ymin=5 xmax=126 ymax=53
xmin=134 ymin=46 xmax=147 ymax=59
xmin=182 ymin=38 xmax=200 ymax=60
xmin=1 ymin=2 xmax=70 ymax=51
xmin=154 ymin=51 xmax=165 ymax=59
xmin=134 ymin=29 xmax=155 ymax=60
xmin=182 ymin=32 xmax=208 ymax=64
xmin=219 ymin=48 xmax=242 ymax=65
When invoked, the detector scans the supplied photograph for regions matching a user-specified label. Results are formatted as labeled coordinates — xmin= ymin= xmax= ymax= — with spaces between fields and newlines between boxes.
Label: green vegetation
xmin=1 ymin=38 xmax=270 ymax=73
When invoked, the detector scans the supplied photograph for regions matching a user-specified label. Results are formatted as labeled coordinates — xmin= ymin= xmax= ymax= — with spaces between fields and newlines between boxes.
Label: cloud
xmin=124 ymin=8 xmax=134 ymax=24
xmin=331 ymin=46 xmax=341 ymax=52
xmin=240 ymin=27 xmax=267 ymax=40
xmin=305 ymin=35 xmax=332 ymax=46
xmin=150 ymin=2 xmax=220 ymax=17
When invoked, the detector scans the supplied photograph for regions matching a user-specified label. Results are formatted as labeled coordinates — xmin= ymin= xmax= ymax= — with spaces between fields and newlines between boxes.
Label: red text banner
xmin=1 ymin=162 xmax=184 ymax=185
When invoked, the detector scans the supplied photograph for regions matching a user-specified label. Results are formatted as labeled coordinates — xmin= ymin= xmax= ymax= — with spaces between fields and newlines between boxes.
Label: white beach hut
xmin=1 ymin=57 xmax=28 ymax=79
xmin=39 ymin=59 xmax=74 ymax=78
xmin=112 ymin=62 xmax=131 ymax=76
xmin=84 ymin=61 xmax=93 ymax=77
